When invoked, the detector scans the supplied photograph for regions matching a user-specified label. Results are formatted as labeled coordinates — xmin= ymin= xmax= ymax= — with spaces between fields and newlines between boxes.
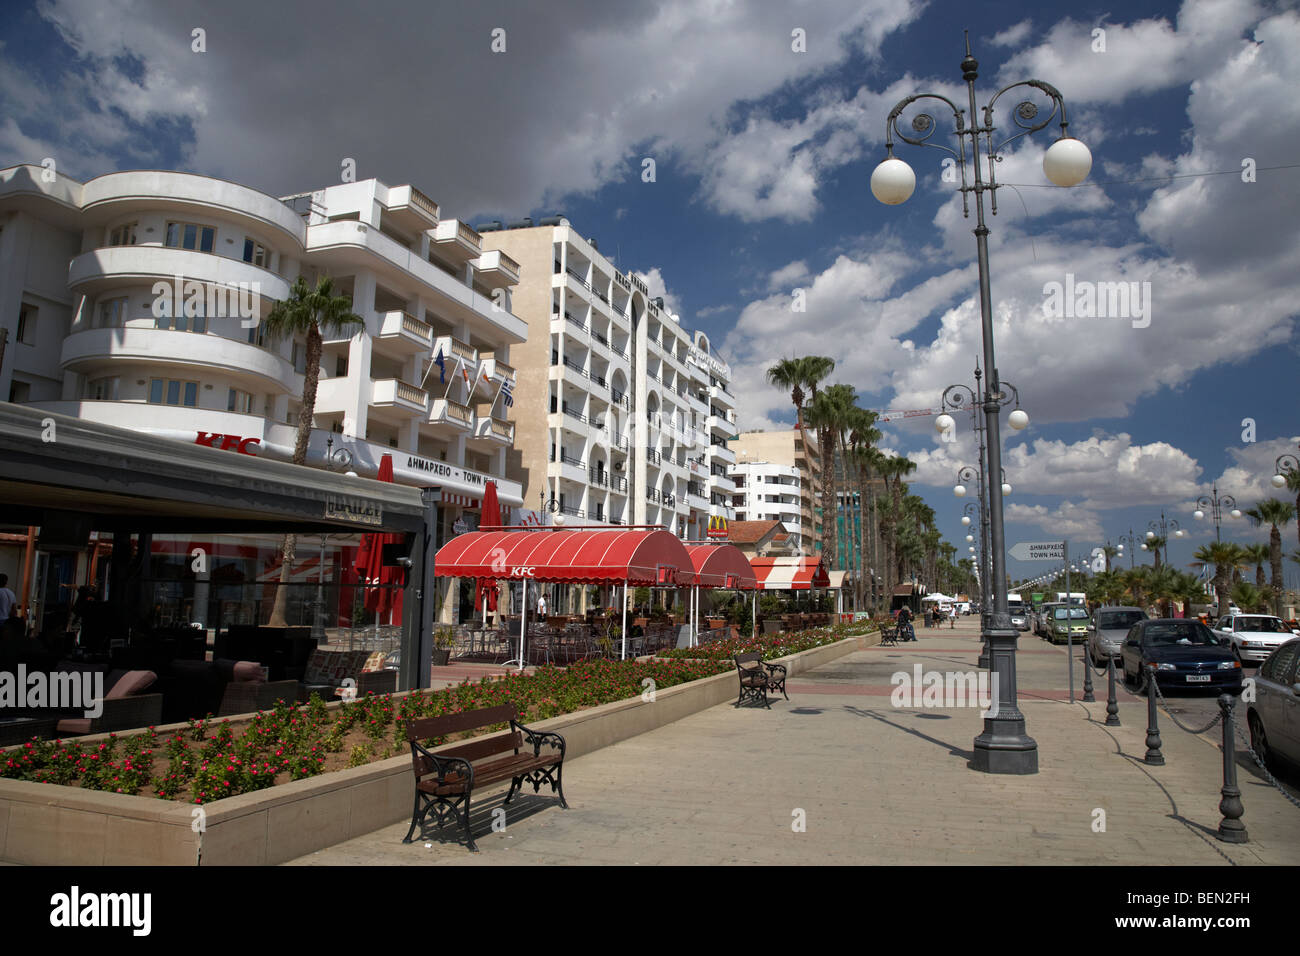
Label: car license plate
xmin=1186 ymin=674 xmax=1211 ymax=683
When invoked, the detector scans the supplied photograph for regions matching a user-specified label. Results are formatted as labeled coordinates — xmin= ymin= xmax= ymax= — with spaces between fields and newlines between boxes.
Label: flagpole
xmin=444 ymin=355 xmax=463 ymax=400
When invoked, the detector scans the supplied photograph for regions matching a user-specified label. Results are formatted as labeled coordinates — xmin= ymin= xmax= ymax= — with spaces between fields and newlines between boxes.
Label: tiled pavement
xmin=286 ymin=620 xmax=1300 ymax=865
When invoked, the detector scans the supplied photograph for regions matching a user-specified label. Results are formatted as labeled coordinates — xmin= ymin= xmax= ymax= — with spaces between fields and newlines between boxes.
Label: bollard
xmin=1105 ymin=656 xmax=1120 ymax=727
xmin=1144 ymin=664 xmax=1164 ymax=766
xmin=1215 ymin=694 xmax=1249 ymax=844
xmin=1082 ymin=647 xmax=1095 ymax=702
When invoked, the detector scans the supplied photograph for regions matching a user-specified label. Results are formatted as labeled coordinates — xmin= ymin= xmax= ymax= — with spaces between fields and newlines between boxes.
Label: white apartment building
xmin=478 ymin=219 xmax=737 ymax=540
xmin=0 ymin=164 xmax=527 ymax=528
xmin=730 ymin=461 xmax=806 ymax=552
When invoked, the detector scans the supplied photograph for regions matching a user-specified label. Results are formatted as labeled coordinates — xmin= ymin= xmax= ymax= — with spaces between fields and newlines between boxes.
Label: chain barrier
xmin=1137 ymin=669 xmax=1226 ymax=736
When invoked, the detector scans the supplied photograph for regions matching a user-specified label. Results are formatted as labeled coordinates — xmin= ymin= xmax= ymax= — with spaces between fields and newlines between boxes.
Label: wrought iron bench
xmin=733 ymin=652 xmax=788 ymax=709
xmin=879 ymin=625 xmax=899 ymax=646
xmin=403 ymin=703 xmax=567 ymax=852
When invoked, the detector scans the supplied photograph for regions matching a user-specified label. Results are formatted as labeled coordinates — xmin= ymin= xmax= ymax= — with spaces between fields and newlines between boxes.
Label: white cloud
xmin=988 ymin=20 xmax=1034 ymax=48
xmin=1004 ymin=501 xmax=1104 ymax=540
xmin=635 ymin=266 xmax=683 ymax=318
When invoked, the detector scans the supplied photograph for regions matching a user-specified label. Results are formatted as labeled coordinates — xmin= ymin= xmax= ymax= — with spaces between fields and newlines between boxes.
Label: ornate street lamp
xmin=875 ymin=34 xmax=1088 ymax=773
xmin=1271 ymin=453 xmax=1298 ymax=490
xmin=1146 ymin=511 xmax=1181 ymax=565
xmin=1192 ymin=483 xmax=1239 ymax=543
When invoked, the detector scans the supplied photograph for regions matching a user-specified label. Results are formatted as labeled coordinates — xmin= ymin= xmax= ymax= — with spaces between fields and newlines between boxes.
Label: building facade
xmin=478 ymin=219 xmax=736 ymax=540
xmin=0 ymin=164 xmax=530 ymax=628
xmin=728 ymin=430 xmax=822 ymax=556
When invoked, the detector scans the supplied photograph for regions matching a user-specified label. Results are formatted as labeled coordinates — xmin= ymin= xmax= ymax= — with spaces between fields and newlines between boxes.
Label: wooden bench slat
xmin=437 ymin=731 xmax=523 ymax=765
xmin=406 ymin=703 xmax=517 ymax=740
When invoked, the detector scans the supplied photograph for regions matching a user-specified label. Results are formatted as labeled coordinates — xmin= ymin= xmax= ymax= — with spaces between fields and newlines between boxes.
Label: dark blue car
xmin=1120 ymin=619 xmax=1243 ymax=693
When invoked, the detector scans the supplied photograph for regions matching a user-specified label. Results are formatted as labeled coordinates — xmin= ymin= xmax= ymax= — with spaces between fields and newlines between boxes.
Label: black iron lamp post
xmin=1116 ymin=529 xmax=1140 ymax=569
xmin=872 ymin=32 xmax=1091 ymax=774
xmin=1192 ymin=483 xmax=1240 ymax=543
xmin=1145 ymin=511 xmax=1183 ymax=565
xmin=1271 ymin=453 xmax=1299 ymax=491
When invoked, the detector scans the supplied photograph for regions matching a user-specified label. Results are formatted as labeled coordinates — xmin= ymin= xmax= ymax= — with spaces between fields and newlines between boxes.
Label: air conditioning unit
xmin=613 ymin=461 xmax=625 ymax=471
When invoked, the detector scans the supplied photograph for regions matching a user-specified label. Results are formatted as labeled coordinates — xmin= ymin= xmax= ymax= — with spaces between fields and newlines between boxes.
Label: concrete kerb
xmin=0 ymin=632 xmax=868 ymax=865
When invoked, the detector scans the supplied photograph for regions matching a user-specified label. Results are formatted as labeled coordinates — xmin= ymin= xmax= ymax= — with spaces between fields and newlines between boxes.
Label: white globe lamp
xmin=870 ymin=157 xmax=917 ymax=205
xmin=1008 ymin=409 xmax=1029 ymax=431
xmin=1043 ymin=137 xmax=1092 ymax=187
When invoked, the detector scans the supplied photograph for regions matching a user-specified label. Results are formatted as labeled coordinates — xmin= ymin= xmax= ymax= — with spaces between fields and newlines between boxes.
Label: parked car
xmin=1246 ymin=638 xmax=1300 ymax=773
xmin=1046 ymin=605 xmax=1089 ymax=645
xmin=1119 ymin=619 xmax=1243 ymax=693
xmin=1212 ymin=614 xmax=1300 ymax=665
xmin=1035 ymin=602 xmax=1064 ymax=638
xmin=1087 ymin=606 xmax=1147 ymax=666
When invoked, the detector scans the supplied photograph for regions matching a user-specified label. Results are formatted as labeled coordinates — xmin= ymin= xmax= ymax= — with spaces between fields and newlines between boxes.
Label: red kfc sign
xmin=195 ymin=432 xmax=261 ymax=456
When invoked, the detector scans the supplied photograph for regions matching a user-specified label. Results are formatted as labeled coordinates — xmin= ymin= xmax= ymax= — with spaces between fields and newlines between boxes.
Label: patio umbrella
xmin=474 ymin=480 xmax=501 ymax=622
xmin=354 ymin=454 xmax=401 ymax=636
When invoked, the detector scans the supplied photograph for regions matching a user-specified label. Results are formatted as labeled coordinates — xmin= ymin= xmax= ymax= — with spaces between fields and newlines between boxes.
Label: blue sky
xmin=2 ymin=0 xmax=1297 ymax=583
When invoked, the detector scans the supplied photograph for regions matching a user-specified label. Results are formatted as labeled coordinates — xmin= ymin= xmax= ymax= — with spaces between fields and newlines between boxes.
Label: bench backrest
xmin=734 ymin=652 xmax=763 ymax=671
xmin=405 ymin=704 xmax=521 ymax=776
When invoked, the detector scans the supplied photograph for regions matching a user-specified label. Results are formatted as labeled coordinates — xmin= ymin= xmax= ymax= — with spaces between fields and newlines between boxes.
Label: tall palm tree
xmin=1146 ymin=535 xmax=1166 ymax=569
xmin=1240 ymin=542 xmax=1270 ymax=591
xmin=765 ymin=356 xmax=834 ymax=558
xmin=1192 ymin=541 xmax=1248 ymax=618
xmin=1101 ymin=544 xmax=1118 ymax=573
xmin=1230 ymin=581 xmax=1267 ymax=613
xmin=805 ymin=383 xmax=856 ymax=571
xmin=1244 ymin=498 xmax=1295 ymax=616
xmin=263 ymin=274 xmax=365 ymax=626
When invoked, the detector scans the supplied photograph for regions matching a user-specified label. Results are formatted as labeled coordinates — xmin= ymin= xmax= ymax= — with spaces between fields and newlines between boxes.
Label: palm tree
xmin=1240 ymin=542 xmax=1270 ymax=591
xmin=1230 ymin=581 xmax=1267 ymax=613
xmin=1244 ymin=498 xmax=1295 ymax=616
xmin=765 ymin=356 xmax=834 ymax=558
xmin=805 ymin=383 xmax=856 ymax=571
xmin=1146 ymin=535 xmax=1166 ymax=569
xmin=1147 ymin=565 xmax=1179 ymax=617
xmin=1192 ymin=541 xmax=1248 ymax=618
xmin=1101 ymin=544 xmax=1118 ymax=573
xmin=1121 ymin=566 xmax=1152 ymax=611
xmin=263 ymin=274 xmax=365 ymax=626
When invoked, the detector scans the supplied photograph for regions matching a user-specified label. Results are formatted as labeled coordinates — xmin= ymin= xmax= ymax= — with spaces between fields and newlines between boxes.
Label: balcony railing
xmin=645 ymin=448 xmax=661 ymax=465
xmin=443 ymin=399 xmax=472 ymax=423
xmin=589 ymin=468 xmax=608 ymax=488
xmin=394 ymin=380 xmax=429 ymax=407
xmin=561 ymin=406 xmax=587 ymax=425
xmin=663 ymin=494 xmax=676 ymax=508
xmin=610 ymin=475 xmax=628 ymax=493
xmin=560 ymin=504 xmax=585 ymax=518
xmin=562 ymin=357 xmax=589 ymax=379
xmin=560 ymin=452 xmax=585 ymax=468
xmin=486 ymin=355 xmax=515 ymax=379
xmin=489 ymin=417 xmax=513 ymax=440
xmin=410 ymin=187 xmax=439 ymax=219
xmin=646 ymin=489 xmax=662 ymax=504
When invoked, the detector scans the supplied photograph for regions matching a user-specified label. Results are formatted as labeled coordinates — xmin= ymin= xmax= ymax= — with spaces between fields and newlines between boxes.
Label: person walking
xmin=897 ymin=604 xmax=915 ymax=642
xmin=0 ymin=574 xmax=16 ymax=624
xmin=536 ymin=592 xmax=548 ymax=622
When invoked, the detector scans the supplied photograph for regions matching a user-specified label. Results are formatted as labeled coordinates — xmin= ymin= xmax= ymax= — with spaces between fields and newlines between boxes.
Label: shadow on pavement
xmin=843 ymin=704 xmax=974 ymax=761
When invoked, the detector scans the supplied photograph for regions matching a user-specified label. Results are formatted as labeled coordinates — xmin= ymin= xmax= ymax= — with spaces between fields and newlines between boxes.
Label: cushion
xmin=232 ymin=660 xmax=266 ymax=683
xmin=56 ymin=717 xmax=92 ymax=735
xmin=105 ymin=670 xmax=157 ymax=700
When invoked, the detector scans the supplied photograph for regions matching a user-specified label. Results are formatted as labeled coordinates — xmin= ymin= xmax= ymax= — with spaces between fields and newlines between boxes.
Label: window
xmin=154 ymin=295 xmax=207 ymax=334
xmin=242 ymin=238 xmax=269 ymax=267
xmin=248 ymin=323 xmax=266 ymax=347
xmin=227 ymin=388 xmax=254 ymax=414
xmin=291 ymin=342 xmax=306 ymax=375
xmin=16 ymin=304 xmax=37 ymax=344
xmin=149 ymin=378 xmax=199 ymax=407
xmin=85 ymin=376 xmax=119 ymax=401
xmin=107 ymin=222 xmax=137 ymax=246
xmin=8 ymin=380 xmax=30 ymax=403
xmin=335 ymin=355 xmax=348 ymax=377
xmin=95 ymin=298 xmax=126 ymax=329
xmin=165 ymin=221 xmax=216 ymax=253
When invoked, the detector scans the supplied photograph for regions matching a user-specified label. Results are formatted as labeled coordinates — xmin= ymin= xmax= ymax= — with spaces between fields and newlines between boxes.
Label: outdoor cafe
xmin=431 ymin=526 xmax=760 ymax=668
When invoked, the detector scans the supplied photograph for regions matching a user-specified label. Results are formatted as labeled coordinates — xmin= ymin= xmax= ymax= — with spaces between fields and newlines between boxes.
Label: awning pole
xmin=692 ymin=585 xmax=697 ymax=648
xmin=519 ymin=577 xmax=528 ymax=674
xmin=751 ymin=589 xmax=756 ymax=640
xmin=621 ymin=580 xmax=628 ymax=661
xmin=482 ymin=592 xmax=487 ymax=626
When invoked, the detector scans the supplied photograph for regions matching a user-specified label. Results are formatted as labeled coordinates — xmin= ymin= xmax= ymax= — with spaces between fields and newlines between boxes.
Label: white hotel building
xmin=478 ymin=219 xmax=737 ymax=539
xmin=0 ymin=164 xmax=527 ymax=527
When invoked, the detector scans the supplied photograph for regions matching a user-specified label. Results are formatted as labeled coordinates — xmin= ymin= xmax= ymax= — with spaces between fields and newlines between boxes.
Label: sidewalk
xmin=286 ymin=619 xmax=1300 ymax=865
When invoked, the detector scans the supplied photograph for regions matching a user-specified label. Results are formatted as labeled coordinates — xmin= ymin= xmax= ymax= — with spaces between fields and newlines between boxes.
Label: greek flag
xmin=501 ymin=380 xmax=514 ymax=408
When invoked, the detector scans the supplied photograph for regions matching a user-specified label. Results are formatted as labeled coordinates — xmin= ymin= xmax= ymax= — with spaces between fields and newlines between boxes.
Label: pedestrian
xmin=0 ymin=574 xmax=16 ymax=623
xmin=536 ymin=592 xmax=547 ymax=622
xmin=897 ymin=604 xmax=914 ymax=641
xmin=949 ymin=605 xmax=957 ymax=628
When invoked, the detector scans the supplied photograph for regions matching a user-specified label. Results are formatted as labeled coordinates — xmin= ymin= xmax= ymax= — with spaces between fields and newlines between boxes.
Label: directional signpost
xmin=1010 ymin=540 xmax=1075 ymax=700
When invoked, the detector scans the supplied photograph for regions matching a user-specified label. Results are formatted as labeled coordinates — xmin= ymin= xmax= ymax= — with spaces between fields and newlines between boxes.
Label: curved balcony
xmin=68 ymin=246 xmax=290 ymax=302
xmin=80 ymin=170 xmax=306 ymax=244
xmin=60 ymin=326 xmax=295 ymax=391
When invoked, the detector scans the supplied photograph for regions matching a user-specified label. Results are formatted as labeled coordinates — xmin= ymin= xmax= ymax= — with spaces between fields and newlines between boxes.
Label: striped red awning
xmin=434 ymin=528 xmax=694 ymax=585
xmin=750 ymin=556 xmax=832 ymax=591
xmin=683 ymin=544 xmax=759 ymax=589
xmin=441 ymin=492 xmax=480 ymax=508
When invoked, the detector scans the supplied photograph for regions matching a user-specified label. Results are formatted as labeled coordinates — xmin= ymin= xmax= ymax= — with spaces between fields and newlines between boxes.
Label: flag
xmin=501 ymin=380 xmax=514 ymax=408
xmin=462 ymin=364 xmax=470 ymax=387
xmin=434 ymin=347 xmax=446 ymax=384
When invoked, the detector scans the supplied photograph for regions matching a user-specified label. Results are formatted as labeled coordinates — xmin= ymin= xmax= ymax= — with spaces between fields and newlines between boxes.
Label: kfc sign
xmin=195 ymin=431 xmax=261 ymax=456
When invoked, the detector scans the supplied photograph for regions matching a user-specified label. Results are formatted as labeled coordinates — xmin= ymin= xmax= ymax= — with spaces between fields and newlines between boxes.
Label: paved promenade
xmin=287 ymin=619 xmax=1300 ymax=865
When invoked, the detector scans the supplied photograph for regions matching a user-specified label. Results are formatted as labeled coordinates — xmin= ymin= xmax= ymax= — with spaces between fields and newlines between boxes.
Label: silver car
xmin=1246 ymin=638 xmax=1300 ymax=773
xmin=1087 ymin=606 xmax=1147 ymax=666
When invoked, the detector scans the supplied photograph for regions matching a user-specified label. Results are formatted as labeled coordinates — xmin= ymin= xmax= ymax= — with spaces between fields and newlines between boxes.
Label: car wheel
xmin=1248 ymin=712 xmax=1270 ymax=769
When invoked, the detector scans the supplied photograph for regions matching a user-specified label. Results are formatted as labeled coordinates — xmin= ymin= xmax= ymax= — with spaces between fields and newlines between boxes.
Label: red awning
xmin=434 ymin=528 xmax=693 ymax=585
xmin=750 ymin=556 xmax=832 ymax=591
xmin=683 ymin=544 xmax=759 ymax=589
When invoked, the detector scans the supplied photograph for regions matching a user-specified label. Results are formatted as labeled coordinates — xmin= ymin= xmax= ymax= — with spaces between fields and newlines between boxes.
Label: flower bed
xmin=1 ymin=657 xmax=730 ymax=805
xmin=657 ymin=621 xmax=877 ymax=662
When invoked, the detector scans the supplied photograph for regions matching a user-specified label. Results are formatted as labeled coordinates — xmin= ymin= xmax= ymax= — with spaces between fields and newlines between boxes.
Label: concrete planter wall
xmin=0 ymin=634 xmax=866 ymax=866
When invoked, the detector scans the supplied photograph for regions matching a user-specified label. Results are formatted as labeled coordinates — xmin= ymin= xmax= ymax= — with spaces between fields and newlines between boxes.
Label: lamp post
xmin=1193 ymin=483 xmax=1240 ymax=543
xmin=1270 ymin=453 xmax=1298 ymax=490
xmin=874 ymin=32 xmax=1090 ymax=775
xmin=1116 ymin=530 xmax=1140 ymax=569
xmin=1146 ymin=512 xmax=1182 ymax=566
